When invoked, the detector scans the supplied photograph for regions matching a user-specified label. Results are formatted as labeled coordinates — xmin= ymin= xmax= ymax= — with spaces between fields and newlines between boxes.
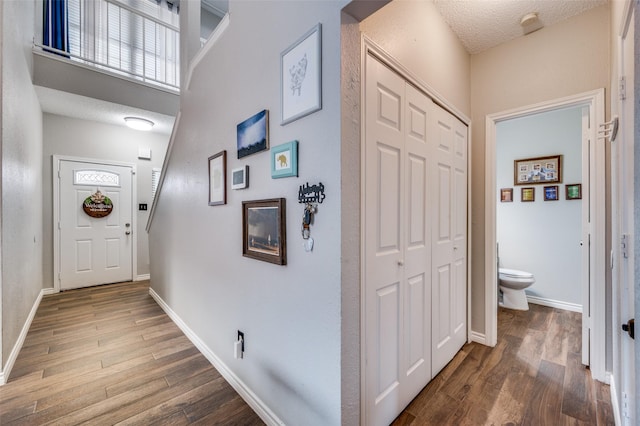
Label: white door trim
xmin=53 ymin=155 xmax=138 ymax=293
xmin=484 ymin=89 xmax=606 ymax=381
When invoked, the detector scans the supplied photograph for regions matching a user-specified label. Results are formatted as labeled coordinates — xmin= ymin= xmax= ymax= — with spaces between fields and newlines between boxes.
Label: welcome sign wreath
xmin=83 ymin=190 xmax=113 ymax=218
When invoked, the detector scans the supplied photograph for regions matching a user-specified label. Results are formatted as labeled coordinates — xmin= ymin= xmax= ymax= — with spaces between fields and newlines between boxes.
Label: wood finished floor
xmin=393 ymin=304 xmax=615 ymax=426
xmin=0 ymin=281 xmax=264 ymax=425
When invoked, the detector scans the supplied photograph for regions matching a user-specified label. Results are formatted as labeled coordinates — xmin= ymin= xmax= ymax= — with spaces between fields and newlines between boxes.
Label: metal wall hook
xmin=597 ymin=116 xmax=618 ymax=142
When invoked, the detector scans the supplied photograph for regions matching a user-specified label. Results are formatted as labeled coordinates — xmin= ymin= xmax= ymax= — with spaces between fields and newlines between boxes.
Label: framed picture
xmin=544 ymin=185 xmax=559 ymax=201
xmin=500 ymin=188 xmax=513 ymax=202
xmin=281 ymin=24 xmax=322 ymax=125
xmin=514 ymin=155 xmax=562 ymax=185
xmin=208 ymin=150 xmax=226 ymax=206
xmin=237 ymin=110 xmax=269 ymax=159
xmin=242 ymin=198 xmax=287 ymax=265
xmin=271 ymin=141 xmax=298 ymax=178
xmin=566 ymin=183 xmax=582 ymax=200
xmin=231 ymin=166 xmax=249 ymax=190
xmin=521 ymin=187 xmax=535 ymax=202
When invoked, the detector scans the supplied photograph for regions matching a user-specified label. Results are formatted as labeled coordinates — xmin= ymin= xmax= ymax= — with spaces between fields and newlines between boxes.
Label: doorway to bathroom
xmin=484 ymin=90 xmax=607 ymax=382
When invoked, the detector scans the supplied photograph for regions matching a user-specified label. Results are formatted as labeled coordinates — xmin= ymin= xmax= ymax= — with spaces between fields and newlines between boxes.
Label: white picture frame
xmin=280 ymin=24 xmax=322 ymax=125
xmin=231 ymin=166 xmax=249 ymax=190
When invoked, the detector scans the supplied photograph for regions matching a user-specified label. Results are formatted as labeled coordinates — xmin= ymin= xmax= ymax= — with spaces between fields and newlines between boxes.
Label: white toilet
xmin=498 ymin=268 xmax=535 ymax=310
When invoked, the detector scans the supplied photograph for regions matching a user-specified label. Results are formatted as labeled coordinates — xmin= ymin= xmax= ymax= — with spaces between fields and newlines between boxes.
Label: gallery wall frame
xmin=237 ymin=110 xmax=269 ymax=159
xmin=500 ymin=188 xmax=513 ymax=202
xmin=232 ymin=166 xmax=249 ymax=190
xmin=281 ymin=24 xmax=322 ymax=125
xmin=208 ymin=150 xmax=227 ymax=206
xmin=514 ymin=154 xmax=562 ymax=185
xmin=271 ymin=141 xmax=298 ymax=178
xmin=566 ymin=183 xmax=582 ymax=200
xmin=242 ymin=198 xmax=287 ymax=265
xmin=521 ymin=187 xmax=535 ymax=202
xmin=544 ymin=185 xmax=559 ymax=201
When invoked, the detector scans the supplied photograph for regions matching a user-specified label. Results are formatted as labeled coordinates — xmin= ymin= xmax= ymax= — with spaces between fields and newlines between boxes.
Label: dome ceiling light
xmin=124 ymin=116 xmax=154 ymax=131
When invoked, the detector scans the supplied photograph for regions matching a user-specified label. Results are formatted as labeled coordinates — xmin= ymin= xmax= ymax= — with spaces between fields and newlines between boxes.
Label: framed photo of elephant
xmin=271 ymin=141 xmax=298 ymax=179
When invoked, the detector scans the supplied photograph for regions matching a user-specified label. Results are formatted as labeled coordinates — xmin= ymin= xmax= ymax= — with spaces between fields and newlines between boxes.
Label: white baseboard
xmin=0 ymin=289 xmax=45 ymax=385
xmin=43 ymin=287 xmax=57 ymax=296
xmin=469 ymin=330 xmax=487 ymax=345
xmin=135 ymin=274 xmax=151 ymax=281
xmin=148 ymin=288 xmax=284 ymax=426
xmin=609 ymin=373 xmax=622 ymax=425
xmin=527 ymin=295 xmax=582 ymax=313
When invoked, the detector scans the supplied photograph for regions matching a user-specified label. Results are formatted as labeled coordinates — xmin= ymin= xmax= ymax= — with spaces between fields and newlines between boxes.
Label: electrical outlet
xmin=238 ymin=330 xmax=245 ymax=352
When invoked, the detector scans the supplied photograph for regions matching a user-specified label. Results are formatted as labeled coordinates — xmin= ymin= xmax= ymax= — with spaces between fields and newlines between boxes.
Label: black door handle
xmin=622 ymin=319 xmax=634 ymax=339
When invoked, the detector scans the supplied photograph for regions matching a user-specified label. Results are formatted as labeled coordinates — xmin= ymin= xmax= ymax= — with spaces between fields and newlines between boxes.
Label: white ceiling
xmin=36 ymin=86 xmax=175 ymax=135
xmin=432 ymin=0 xmax=608 ymax=54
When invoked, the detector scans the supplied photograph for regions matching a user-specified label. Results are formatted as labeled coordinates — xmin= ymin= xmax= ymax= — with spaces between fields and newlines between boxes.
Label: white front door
xmin=431 ymin=104 xmax=468 ymax=376
xmin=364 ymin=53 xmax=432 ymax=426
xmin=58 ymin=159 xmax=133 ymax=290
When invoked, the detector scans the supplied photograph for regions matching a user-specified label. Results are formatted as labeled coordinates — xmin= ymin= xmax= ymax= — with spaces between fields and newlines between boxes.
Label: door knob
xmin=397 ymin=260 xmax=404 ymax=266
xmin=125 ymin=231 xmax=131 ymax=236
xmin=622 ymin=319 xmax=635 ymax=339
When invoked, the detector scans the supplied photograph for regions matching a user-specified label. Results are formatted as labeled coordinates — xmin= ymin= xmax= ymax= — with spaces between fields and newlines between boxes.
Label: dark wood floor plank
xmin=0 ymin=281 xmax=263 ymax=426
xmin=522 ymin=359 xmax=566 ymax=425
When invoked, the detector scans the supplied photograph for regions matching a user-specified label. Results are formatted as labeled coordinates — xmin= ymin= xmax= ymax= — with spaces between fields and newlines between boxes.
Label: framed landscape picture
xmin=242 ymin=198 xmax=287 ymax=265
xmin=237 ymin=110 xmax=269 ymax=159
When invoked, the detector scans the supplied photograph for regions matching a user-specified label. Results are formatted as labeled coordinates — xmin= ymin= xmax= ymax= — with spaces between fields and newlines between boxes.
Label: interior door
xmin=58 ymin=160 xmax=133 ymax=290
xmin=364 ymin=54 xmax=432 ymax=426
xmin=618 ymin=6 xmax=636 ymax=423
xmin=431 ymin=104 xmax=468 ymax=376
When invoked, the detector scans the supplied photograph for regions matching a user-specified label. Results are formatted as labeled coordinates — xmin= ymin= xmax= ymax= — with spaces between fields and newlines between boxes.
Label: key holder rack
xmin=298 ymin=182 xmax=326 ymax=252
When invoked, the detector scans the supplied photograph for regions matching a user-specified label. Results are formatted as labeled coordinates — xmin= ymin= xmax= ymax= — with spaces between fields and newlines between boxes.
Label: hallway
xmin=0 ymin=281 xmax=263 ymax=425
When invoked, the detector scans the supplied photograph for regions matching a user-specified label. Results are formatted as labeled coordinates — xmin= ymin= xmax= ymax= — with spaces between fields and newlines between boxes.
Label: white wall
xmin=496 ymin=107 xmax=583 ymax=306
xmin=1 ymin=0 xmax=44 ymax=371
xmin=149 ymin=1 xmax=347 ymax=424
xmin=42 ymin=114 xmax=170 ymax=286
xmin=470 ymin=5 xmax=610 ymax=334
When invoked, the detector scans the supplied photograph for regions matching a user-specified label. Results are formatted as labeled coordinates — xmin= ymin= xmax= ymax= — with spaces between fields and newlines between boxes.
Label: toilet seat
xmin=499 ymin=268 xmax=534 ymax=279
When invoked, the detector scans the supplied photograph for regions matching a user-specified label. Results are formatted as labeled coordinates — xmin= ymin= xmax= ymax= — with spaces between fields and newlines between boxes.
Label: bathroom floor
xmin=393 ymin=303 xmax=614 ymax=425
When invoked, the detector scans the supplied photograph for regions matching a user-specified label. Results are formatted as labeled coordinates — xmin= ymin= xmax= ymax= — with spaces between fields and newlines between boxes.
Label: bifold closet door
xmin=364 ymin=54 xmax=433 ymax=426
xmin=431 ymin=105 xmax=468 ymax=376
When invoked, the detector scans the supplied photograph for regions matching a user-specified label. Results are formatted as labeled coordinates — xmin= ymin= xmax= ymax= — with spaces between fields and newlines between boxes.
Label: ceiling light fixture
xmin=124 ymin=116 xmax=154 ymax=131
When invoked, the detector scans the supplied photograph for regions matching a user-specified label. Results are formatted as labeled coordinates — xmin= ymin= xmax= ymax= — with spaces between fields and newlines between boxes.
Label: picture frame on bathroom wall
xmin=521 ymin=187 xmax=535 ymax=202
xmin=514 ymin=154 xmax=562 ymax=185
xmin=566 ymin=183 xmax=582 ymax=200
xmin=544 ymin=185 xmax=559 ymax=201
xmin=500 ymin=188 xmax=513 ymax=202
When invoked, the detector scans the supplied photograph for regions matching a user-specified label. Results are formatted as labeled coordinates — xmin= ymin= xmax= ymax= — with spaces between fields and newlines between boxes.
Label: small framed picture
xmin=500 ymin=188 xmax=513 ymax=202
xmin=566 ymin=183 xmax=582 ymax=200
xmin=231 ymin=166 xmax=249 ymax=190
xmin=281 ymin=24 xmax=322 ymax=125
xmin=208 ymin=150 xmax=226 ymax=206
xmin=521 ymin=187 xmax=535 ymax=202
xmin=242 ymin=198 xmax=287 ymax=265
xmin=544 ymin=185 xmax=559 ymax=201
xmin=271 ymin=141 xmax=298 ymax=179
xmin=237 ymin=110 xmax=269 ymax=159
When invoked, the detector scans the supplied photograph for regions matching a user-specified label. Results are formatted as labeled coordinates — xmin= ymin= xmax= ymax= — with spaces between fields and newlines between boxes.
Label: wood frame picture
xmin=514 ymin=154 xmax=562 ymax=185
xmin=544 ymin=185 xmax=559 ymax=201
xmin=208 ymin=150 xmax=227 ymax=206
xmin=500 ymin=188 xmax=513 ymax=202
xmin=566 ymin=183 xmax=582 ymax=200
xmin=521 ymin=187 xmax=535 ymax=202
xmin=242 ymin=198 xmax=287 ymax=265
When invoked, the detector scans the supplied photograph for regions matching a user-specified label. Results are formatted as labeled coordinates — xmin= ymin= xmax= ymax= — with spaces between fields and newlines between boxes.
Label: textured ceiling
xmin=36 ymin=86 xmax=175 ymax=135
xmin=432 ymin=0 xmax=608 ymax=54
